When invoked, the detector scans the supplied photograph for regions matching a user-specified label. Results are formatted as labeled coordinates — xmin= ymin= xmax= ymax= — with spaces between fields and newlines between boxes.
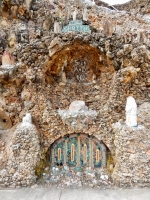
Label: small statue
xmin=125 ymin=96 xmax=137 ymax=127
xmin=22 ymin=113 xmax=32 ymax=124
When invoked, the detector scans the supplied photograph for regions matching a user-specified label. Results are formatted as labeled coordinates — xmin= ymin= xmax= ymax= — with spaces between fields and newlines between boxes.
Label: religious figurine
xmin=73 ymin=8 xmax=78 ymax=21
xmin=82 ymin=7 xmax=88 ymax=21
xmin=22 ymin=113 xmax=32 ymax=125
xmin=125 ymin=96 xmax=137 ymax=127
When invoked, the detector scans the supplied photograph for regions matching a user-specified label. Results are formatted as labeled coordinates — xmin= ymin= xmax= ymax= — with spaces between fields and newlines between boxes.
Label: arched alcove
xmin=43 ymin=41 xmax=115 ymax=84
xmin=40 ymin=133 xmax=114 ymax=187
xmin=50 ymin=133 xmax=107 ymax=169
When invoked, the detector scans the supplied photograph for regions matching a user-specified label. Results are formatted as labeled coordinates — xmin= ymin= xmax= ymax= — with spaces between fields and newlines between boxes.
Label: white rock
xmin=69 ymin=101 xmax=87 ymax=112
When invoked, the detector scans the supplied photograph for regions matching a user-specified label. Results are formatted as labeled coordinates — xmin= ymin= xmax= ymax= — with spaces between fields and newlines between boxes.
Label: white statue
xmin=54 ymin=21 xmax=61 ymax=33
xmin=73 ymin=8 xmax=78 ymax=21
xmin=125 ymin=96 xmax=137 ymax=127
xmin=22 ymin=113 xmax=32 ymax=124
xmin=82 ymin=7 xmax=88 ymax=21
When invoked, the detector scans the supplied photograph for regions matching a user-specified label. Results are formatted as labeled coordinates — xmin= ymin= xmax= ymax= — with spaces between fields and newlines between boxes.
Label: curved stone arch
xmin=49 ymin=133 xmax=114 ymax=170
xmin=44 ymin=36 xmax=115 ymax=84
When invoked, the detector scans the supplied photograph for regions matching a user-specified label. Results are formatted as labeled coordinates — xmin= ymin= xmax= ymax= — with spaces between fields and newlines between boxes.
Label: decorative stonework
xmin=62 ymin=20 xmax=91 ymax=33
xmin=50 ymin=133 xmax=106 ymax=168
xmin=58 ymin=101 xmax=97 ymax=131
xmin=0 ymin=0 xmax=150 ymax=189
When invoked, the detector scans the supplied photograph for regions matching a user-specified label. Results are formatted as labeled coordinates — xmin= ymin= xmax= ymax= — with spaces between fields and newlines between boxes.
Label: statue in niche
xmin=82 ymin=6 xmax=88 ymax=21
xmin=73 ymin=8 xmax=78 ymax=21
xmin=125 ymin=96 xmax=137 ymax=127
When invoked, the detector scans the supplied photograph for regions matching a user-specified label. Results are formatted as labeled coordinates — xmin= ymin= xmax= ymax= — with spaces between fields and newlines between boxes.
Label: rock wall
xmin=113 ymin=124 xmax=150 ymax=187
xmin=115 ymin=0 xmax=150 ymax=15
xmin=0 ymin=0 xmax=150 ymax=188
xmin=0 ymin=121 xmax=41 ymax=187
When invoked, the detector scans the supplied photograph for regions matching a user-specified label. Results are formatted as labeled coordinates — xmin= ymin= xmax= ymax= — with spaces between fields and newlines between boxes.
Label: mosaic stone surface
xmin=62 ymin=20 xmax=91 ymax=33
xmin=50 ymin=134 xmax=106 ymax=170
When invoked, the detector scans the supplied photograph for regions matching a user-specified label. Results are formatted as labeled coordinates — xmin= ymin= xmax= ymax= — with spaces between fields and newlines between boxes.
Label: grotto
xmin=0 ymin=0 xmax=150 ymax=189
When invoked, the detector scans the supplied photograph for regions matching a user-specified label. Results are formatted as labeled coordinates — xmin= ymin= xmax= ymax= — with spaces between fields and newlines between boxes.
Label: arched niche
xmin=49 ymin=133 xmax=113 ymax=171
xmin=43 ymin=41 xmax=115 ymax=84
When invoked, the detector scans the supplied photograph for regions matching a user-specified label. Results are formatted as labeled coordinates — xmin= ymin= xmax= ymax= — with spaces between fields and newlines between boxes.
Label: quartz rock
xmin=69 ymin=101 xmax=88 ymax=112
xmin=82 ymin=7 xmax=88 ymax=21
xmin=54 ymin=21 xmax=61 ymax=33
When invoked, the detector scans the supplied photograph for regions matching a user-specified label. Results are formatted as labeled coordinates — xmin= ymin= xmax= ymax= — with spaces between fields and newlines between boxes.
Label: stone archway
xmin=50 ymin=133 xmax=107 ymax=169
xmin=43 ymin=41 xmax=115 ymax=85
xmin=41 ymin=133 xmax=114 ymax=187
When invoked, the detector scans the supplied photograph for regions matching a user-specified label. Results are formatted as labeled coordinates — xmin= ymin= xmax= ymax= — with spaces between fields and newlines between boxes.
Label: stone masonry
xmin=0 ymin=0 xmax=150 ymax=188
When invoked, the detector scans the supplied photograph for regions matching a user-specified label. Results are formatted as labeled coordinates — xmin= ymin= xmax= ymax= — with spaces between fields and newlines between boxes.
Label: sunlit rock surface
xmin=58 ymin=101 xmax=97 ymax=131
xmin=0 ymin=0 xmax=150 ymax=189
